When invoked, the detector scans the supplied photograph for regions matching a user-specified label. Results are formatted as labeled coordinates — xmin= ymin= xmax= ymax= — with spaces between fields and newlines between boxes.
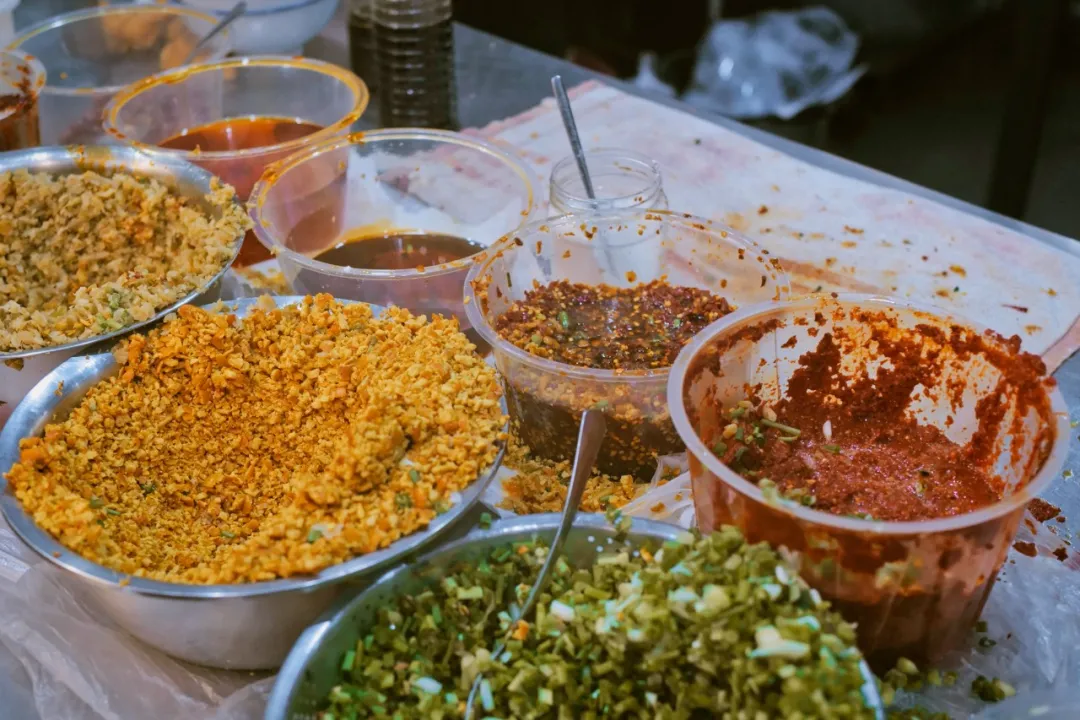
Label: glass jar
xmin=548 ymin=148 xmax=668 ymax=215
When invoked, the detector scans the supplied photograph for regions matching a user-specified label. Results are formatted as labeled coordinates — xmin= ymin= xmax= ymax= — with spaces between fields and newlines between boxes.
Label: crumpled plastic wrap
xmin=684 ymin=6 xmax=866 ymax=120
xmin=0 ymin=518 xmax=274 ymax=720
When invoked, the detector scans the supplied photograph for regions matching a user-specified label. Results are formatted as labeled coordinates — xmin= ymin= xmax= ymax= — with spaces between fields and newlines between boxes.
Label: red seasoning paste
xmin=494 ymin=279 xmax=732 ymax=478
xmin=712 ymin=332 xmax=1004 ymax=522
xmin=686 ymin=301 xmax=1058 ymax=669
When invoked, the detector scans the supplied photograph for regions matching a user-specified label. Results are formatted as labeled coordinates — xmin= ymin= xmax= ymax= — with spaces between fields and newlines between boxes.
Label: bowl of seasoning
xmin=0 ymin=49 xmax=45 ymax=151
xmin=668 ymin=293 xmax=1069 ymax=670
xmin=0 ymin=143 xmax=248 ymax=428
xmin=266 ymin=514 xmax=885 ymax=719
xmin=464 ymin=210 xmax=789 ymax=481
xmin=8 ymin=4 xmax=231 ymax=145
xmin=103 ymin=56 xmax=370 ymax=267
xmin=0 ymin=295 xmax=507 ymax=669
xmin=248 ymin=128 xmax=542 ymax=330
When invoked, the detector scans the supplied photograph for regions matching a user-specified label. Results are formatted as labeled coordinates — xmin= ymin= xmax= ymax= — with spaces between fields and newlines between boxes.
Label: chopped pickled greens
xmin=320 ymin=527 xmax=876 ymax=719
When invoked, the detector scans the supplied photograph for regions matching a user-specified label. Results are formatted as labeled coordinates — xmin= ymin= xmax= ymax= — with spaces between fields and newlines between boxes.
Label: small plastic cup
xmin=548 ymin=148 xmax=668 ymax=215
xmin=668 ymin=294 xmax=1069 ymax=670
xmin=249 ymin=129 xmax=542 ymax=327
xmin=104 ymin=56 xmax=370 ymax=267
xmin=8 ymin=4 xmax=230 ymax=145
xmin=0 ymin=50 xmax=44 ymax=150
xmin=465 ymin=210 xmax=790 ymax=480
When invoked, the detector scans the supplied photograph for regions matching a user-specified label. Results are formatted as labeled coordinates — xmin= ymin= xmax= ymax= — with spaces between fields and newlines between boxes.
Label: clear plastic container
xmin=972 ymin=691 xmax=1080 ymax=719
xmin=465 ymin=210 xmax=790 ymax=480
xmin=667 ymin=294 xmax=1070 ymax=670
xmin=549 ymin=148 xmax=668 ymax=216
xmin=180 ymin=0 xmax=341 ymax=55
xmin=7 ymin=4 xmax=231 ymax=145
xmin=248 ymin=129 xmax=542 ymax=328
xmin=103 ymin=56 xmax=370 ymax=267
xmin=0 ymin=49 xmax=44 ymax=150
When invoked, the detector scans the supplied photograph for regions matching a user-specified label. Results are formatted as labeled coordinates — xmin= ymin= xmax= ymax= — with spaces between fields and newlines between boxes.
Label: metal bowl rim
xmin=0 ymin=296 xmax=507 ymax=599
xmin=266 ymin=514 xmax=883 ymax=720
xmin=0 ymin=144 xmax=244 ymax=361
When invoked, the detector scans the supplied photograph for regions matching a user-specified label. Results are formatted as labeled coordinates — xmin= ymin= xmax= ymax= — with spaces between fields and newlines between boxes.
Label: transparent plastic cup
xmin=668 ymin=294 xmax=1069 ymax=670
xmin=104 ymin=56 xmax=370 ymax=267
xmin=465 ymin=210 xmax=790 ymax=480
xmin=249 ymin=129 xmax=542 ymax=328
xmin=0 ymin=49 xmax=44 ymax=150
xmin=548 ymin=148 xmax=668 ymax=215
xmin=8 ymin=5 xmax=230 ymax=145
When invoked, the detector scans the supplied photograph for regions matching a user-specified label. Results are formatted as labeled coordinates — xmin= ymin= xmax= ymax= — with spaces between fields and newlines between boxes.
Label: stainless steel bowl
xmin=0 ymin=296 xmax=507 ymax=671
xmin=0 ymin=144 xmax=244 ymax=425
xmin=266 ymin=514 xmax=886 ymax=720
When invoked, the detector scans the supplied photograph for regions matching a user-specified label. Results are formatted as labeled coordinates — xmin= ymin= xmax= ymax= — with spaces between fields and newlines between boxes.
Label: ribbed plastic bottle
xmin=348 ymin=0 xmax=379 ymax=92
xmin=372 ymin=0 xmax=457 ymax=129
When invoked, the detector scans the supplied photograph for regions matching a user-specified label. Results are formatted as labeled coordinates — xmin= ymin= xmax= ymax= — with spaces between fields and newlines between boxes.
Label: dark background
xmin=455 ymin=0 xmax=1080 ymax=240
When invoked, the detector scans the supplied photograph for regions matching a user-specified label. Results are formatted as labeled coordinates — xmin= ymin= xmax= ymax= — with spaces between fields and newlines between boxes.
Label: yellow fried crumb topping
xmin=0 ymin=169 xmax=247 ymax=352
xmin=7 ymin=295 xmax=505 ymax=584
xmin=497 ymin=434 xmax=645 ymax=514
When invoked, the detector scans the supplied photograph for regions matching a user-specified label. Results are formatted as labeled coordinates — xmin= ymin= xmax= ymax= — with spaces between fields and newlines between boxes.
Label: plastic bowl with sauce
xmin=667 ymin=294 xmax=1069 ymax=670
xmin=0 ymin=49 xmax=44 ymax=151
xmin=8 ymin=4 xmax=230 ymax=145
xmin=103 ymin=56 xmax=369 ymax=267
xmin=248 ymin=129 xmax=542 ymax=329
xmin=464 ymin=210 xmax=790 ymax=481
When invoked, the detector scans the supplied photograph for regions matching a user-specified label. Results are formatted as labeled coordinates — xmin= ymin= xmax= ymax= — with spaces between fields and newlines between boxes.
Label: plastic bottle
xmin=373 ymin=0 xmax=456 ymax=129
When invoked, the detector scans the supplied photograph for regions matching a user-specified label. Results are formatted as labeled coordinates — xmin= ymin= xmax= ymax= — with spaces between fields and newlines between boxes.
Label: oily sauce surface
xmin=159 ymin=115 xmax=322 ymax=153
xmin=495 ymin=280 xmax=733 ymax=370
xmin=315 ymin=231 xmax=483 ymax=271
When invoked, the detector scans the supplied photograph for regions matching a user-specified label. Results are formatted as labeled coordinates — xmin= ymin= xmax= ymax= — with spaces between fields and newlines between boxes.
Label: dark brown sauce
xmin=315 ymin=231 xmax=483 ymax=271
xmin=159 ymin=116 xmax=322 ymax=153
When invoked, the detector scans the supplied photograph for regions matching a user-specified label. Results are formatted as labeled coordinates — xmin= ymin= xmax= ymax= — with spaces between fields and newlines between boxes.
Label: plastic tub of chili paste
xmin=668 ymin=294 xmax=1069 ymax=670
xmin=464 ymin=210 xmax=789 ymax=480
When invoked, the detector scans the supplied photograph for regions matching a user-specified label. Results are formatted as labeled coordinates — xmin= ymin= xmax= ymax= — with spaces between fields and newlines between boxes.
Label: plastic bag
xmin=684 ymin=6 xmax=866 ymax=120
xmin=0 ymin=518 xmax=273 ymax=720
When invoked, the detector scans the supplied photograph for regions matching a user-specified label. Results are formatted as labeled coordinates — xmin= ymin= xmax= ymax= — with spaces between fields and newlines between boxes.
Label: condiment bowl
xmin=265 ymin=514 xmax=885 ymax=719
xmin=668 ymin=293 xmax=1069 ymax=669
xmin=0 ymin=49 xmax=46 ymax=151
xmin=464 ymin=209 xmax=790 ymax=480
xmin=7 ymin=4 xmax=231 ymax=145
xmin=179 ymin=0 xmax=340 ymax=55
xmin=0 ymin=144 xmax=244 ymax=428
xmin=248 ymin=129 xmax=542 ymax=328
xmin=0 ymin=296 xmax=506 ymax=670
xmin=104 ymin=56 xmax=370 ymax=267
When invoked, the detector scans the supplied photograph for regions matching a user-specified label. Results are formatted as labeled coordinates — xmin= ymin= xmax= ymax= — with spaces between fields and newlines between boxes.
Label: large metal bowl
xmin=0 ymin=296 xmax=507 ymax=670
xmin=266 ymin=514 xmax=885 ymax=720
xmin=0 ymin=144 xmax=245 ymax=426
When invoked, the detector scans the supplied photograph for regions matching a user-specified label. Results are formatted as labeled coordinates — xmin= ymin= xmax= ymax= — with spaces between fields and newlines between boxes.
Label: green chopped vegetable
xmin=307 ymin=527 xmax=323 ymax=543
xmin=975 ymin=620 xmax=988 ymax=633
xmin=396 ymin=492 xmax=413 ymax=510
xmin=220 ymin=530 xmax=236 ymax=539
xmin=479 ymin=512 xmax=493 ymax=530
xmin=557 ymin=310 xmax=570 ymax=329
xmin=971 ymin=675 xmax=1016 ymax=703
xmin=104 ymin=507 xmax=120 ymax=516
xmin=319 ymin=527 xmax=876 ymax=719
xmin=89 ymin=496 xmax=104 ymax=509
xmin=760 ymin=418 xmax=801 ymax=436
xmin=822 ymin=444 xmax=842 ymax=454
xmin=408 ymin=469 xmax=421 ymax=484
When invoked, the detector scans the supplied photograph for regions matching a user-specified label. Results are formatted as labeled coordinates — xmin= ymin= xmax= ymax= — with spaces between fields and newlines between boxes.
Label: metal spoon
xmin=552 ymin=75 xmax=619 ymax=273
xmin=552 ymin=75 xmax=596 ymax=201
xmin=182 ymin=1 xmax=247 ymax=66
xmin=465 ymin=409 xmax=607 ymax=719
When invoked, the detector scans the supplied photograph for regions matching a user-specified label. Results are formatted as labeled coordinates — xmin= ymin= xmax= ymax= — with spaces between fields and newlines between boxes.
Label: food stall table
xmin=2 ymin=12 xmax=1078 ymax=719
